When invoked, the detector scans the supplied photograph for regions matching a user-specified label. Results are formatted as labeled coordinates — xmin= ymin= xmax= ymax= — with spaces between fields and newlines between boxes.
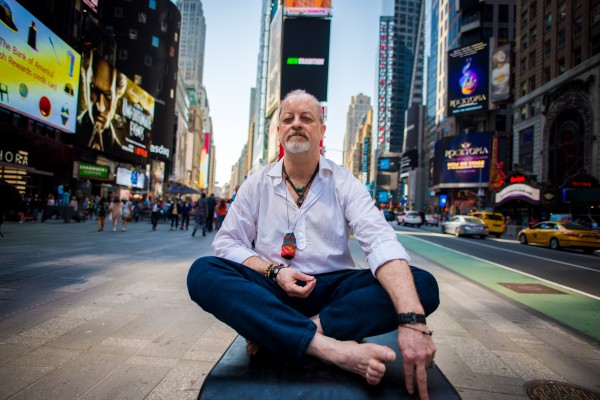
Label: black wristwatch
xmin=397 ymin=312 xmax=427 ymax=325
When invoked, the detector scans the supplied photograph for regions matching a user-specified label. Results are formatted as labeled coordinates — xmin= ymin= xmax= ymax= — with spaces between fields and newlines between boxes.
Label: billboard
xmin=265 ymin=7 xmax=283 ymax=115
xmin=280 ymin=17 xmax=330 ymax=102
xmin=283 ymin=0 xmax=332 ymax=17
xmin=0 ymin=0 xmax=81 ymax=133
xmin=447 ymin=42 xmax=489 ymax=115
xmin=434 ymin=133 xmax=492 ymax=188
xmin=76 ymin=51 xmax=154 ymax=162
xmin=490 ymin=43 xmax=511 ymax=103
xmin=116 ymin=167 xmax=146 ymax=189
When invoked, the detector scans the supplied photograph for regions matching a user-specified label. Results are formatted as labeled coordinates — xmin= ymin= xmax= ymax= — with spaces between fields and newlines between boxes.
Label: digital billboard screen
xmin=434 ymin=133 xmax=492 ymax=187
xmin=280 ymin=17 xmax=330 ymax=102
xmin=76 ymin=51 xmax=154 ymax=163
xmin=490 ymin=43 xmax=511 ymax=103
xmin=447 ymin=42 xmax=489 ymax=116
xmin=283 ymin=0 xmax=332 ymax=17
xmin=116 ymin=167 xmax=146 ymax=189
xmin=0 ymin=0 xmax=81 ymax=133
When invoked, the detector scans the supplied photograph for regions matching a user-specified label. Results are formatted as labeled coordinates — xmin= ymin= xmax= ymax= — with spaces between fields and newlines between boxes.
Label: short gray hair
xmin=278 ymin=89 xmax=323 ymax=124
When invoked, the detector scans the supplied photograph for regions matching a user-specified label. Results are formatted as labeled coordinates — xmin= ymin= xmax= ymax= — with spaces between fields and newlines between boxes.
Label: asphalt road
xmin=392 ymin=223 xmax=600 ymax=298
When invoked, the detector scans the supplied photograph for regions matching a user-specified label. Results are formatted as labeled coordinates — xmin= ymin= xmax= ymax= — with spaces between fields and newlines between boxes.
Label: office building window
xmin=161 ymin=21 xmax=168 ymax=32
xmin=138 ymin=12 xmax=147 ymax=23
xmin=134 ymin=75 xmax=142 ymax=85
xmin=529 ymin=51 xmax=536 ymax=68
xmin=521 ymin=35 xmax=528 ymax=50
xmin=545 ymin=14 xmax=552 ymax=30
xmin=144 ymin=55 xmax=152 ymax=67
xmin=521 ymin=58 xmax=527 ymax=73
xmin=573 ymin=17 xmax=582 ymax=37
xmin=149 ymin=0 xmax=156 ymax=10
xmin=152 ymin=36 xmax=159 ymax=47
xmin=129 ymin=29 xmax=138 ymax=40
xmin=544 ymin=40 xmax=551 ymax=56
xmin=543 ymin=67 xmax=551 ymax=83
xmin=558 ymin=29 xmax=565 ymax=48
xmin=557 ymin=58 xmax=565 ymax=75
xmin=521 ymin=81 xmax=528 ymax=96
xmin=118 ymin=49 xmax=128 ymax=60
xmin=114 ymin=7 xmax=123 ymax=18
xmin=530 ymin=27 xmax=537 ymax=43
xmin=529 ymin=77 xmax=536 ymax=92
xmin=573 ymin=47 xmax=582 ymax=66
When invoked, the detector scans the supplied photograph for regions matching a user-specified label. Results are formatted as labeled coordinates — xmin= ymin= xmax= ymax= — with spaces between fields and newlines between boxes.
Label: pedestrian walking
xmin=169 ymin=198 xmax=180 ymax=230
xmin=151 ymin=199 xmax=161 ymax=231
xmin=121 ymin=198 xmax=132 ymax=231
xmin=205 ymin=193 xmax=216 ymax=232
xmin=96 ymin=197 xmax=107 ymax=231
xmin=109 ymin=196 xmax=122 ymax=232
xmin=180 ymin=198 xmax=193 ymax=230
xmin=215 ymin=198 xmax=227 ymax=229
xmin=192 ymin=193 xmax=208 ymax=237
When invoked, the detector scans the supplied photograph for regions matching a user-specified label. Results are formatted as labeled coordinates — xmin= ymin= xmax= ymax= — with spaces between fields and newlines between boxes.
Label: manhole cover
xmin=498 ymin=283 xmax=565 ymax=294
xmin=524 ymin=380 xmax=600 ymax=400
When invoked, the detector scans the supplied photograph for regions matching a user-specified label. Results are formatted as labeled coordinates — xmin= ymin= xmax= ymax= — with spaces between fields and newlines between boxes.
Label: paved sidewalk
xmin=0 ymin=219 xmax=599 ymax=399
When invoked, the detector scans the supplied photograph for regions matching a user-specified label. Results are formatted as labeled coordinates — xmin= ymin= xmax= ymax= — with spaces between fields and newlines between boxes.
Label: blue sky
xmin=203 ymin=1 xmax=389 ymax=185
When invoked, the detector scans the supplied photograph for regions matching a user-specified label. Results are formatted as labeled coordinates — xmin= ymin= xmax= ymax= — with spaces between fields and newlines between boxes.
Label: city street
xmin=1 ymin=218 xmax=599 ymax=399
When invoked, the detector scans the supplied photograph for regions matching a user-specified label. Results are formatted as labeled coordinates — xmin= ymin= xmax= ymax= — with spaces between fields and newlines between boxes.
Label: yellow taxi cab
xmin=518 ymin=221 xmax=600 ymax=254
xmin=469 ymin=211 xmax=505 ymax=238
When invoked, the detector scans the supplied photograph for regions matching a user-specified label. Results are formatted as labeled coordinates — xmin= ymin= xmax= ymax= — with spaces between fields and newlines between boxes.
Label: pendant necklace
xmin=280 ymin=163 xmax=319 ymax=260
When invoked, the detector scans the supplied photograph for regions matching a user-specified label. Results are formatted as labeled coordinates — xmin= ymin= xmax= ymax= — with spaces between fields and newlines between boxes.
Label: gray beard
xmin=283 ymin=141 xmax=310 ymax=153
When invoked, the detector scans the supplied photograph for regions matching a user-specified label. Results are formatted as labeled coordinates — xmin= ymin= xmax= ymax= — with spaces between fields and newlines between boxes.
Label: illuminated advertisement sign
xmin=78 ymin=162 xmax=109 ymax=179
xmin=265 ymin=7 xmax=282 ymax=115
xmin=76 ymin=51 xmax=154 ymax=162
xmin=490 ymin=43 xmax=510 ymax=103
xmin=377 ymin=17 xmax=393 ymax=148
xmin=283 ymin=0 xmax=332 ymax=17
xmin=447 ymin=42 xmax=489 ymax=115
xmin=199 ymin=132 xmax=210 ymax=188
xmin=434 ymin=133 xmax=491 ymax=188
xmin=0 ymin=0 xmax=81 ymax=133
xmin=116 ymin=167 xmax=146 ymax=189
xmin=280 ymin=18 xmax=330 ymax=102
xmin=82 ymin=0 xmax=98 ymax=13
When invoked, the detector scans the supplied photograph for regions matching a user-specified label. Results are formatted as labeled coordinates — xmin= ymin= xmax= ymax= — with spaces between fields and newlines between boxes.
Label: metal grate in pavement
xmin=524 ymin=380 xmax=600 ymax=400
xmin=498 ymin=283 xmax=565 ymax=294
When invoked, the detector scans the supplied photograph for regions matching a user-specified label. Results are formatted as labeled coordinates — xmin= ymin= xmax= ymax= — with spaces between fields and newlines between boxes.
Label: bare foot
xmin=245 ymin=339 xmax=260 ymax=355
xmin=307 ymin=333 xmax=396 ymax=385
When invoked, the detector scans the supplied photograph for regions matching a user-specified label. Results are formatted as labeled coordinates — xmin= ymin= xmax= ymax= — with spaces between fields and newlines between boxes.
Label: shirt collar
xmin=268 ymin=155 xmax=332 ymax=187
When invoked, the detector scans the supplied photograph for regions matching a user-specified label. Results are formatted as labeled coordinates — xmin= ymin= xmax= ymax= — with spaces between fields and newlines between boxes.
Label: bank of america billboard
xmin=280 ymin=17 xmax=330 ymax=102
xmin=447 ymin=42 xmax=489 ymax=116
xmin=76 ymin=51 xmax=154 ymax=163
xmin=0 ymin=0 xmax=81 ymax=133
xmin=433 ymin=133 xmax=492 ymax=188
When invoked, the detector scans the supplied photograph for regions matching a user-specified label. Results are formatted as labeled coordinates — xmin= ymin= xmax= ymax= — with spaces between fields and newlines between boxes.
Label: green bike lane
xmin=397 ymin=233 xmax=600 ymax=343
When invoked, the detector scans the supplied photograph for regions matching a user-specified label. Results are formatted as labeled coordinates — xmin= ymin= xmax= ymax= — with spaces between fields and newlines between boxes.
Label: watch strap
xmin=397 ymin=313 xmax=427 ymax=325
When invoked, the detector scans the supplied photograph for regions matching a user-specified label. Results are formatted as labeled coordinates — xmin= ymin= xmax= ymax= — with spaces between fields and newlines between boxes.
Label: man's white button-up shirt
xmin=213 ymin=156 xmax=410 ymax=276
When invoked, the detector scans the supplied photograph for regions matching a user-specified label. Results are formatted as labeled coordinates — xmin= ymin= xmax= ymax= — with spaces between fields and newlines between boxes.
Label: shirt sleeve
xmin=212 ymin=182 xmax=260 ymax=264
xmin=340 ymin=172 xmax=411 ymax=275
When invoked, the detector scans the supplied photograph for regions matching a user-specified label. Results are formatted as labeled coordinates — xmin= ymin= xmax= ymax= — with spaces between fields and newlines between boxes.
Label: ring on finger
xmin=428 ymin=360 xmax=436 ymax=369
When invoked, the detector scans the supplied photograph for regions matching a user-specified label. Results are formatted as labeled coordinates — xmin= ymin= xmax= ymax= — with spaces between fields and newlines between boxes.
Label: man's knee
xmin=187 ymin=256 xmax=219 ymax=301
xmin=410 ymin=266 xmax=440 ymax=316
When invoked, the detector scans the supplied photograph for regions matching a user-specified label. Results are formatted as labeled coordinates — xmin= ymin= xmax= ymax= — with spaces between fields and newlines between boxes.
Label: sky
xmin=202 ymin=1 xmax=390 ymax=186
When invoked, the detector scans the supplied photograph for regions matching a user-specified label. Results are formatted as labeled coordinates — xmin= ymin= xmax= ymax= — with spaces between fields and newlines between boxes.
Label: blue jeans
xmin=187 ymin=256 xmax=439 ymax=360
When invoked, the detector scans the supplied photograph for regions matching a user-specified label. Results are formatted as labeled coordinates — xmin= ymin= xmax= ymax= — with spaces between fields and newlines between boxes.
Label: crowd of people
xmin=8 ymin=187 xmax=235 ymax=235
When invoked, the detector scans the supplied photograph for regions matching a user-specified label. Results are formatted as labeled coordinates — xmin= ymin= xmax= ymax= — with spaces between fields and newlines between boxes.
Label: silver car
xmin=441 ymin=215 xmax=489 ymax=238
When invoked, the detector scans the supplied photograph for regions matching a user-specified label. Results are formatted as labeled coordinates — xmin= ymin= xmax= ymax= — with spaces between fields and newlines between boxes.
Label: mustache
xmin=286 ymin=130 xmax=309 ymax=140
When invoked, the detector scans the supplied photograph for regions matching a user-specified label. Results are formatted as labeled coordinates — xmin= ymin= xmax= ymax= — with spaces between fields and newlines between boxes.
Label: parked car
xmin=469 ymin=211 xmax=506 ymax=238
xmin=518 ymin=221 xmax=600 ymax=254
xmin=397 ymin=211 xmax=423 ymax=227
xmin=424 ymin=214 xmax=439 ymax=226
xmin=441 ymin=215 xmax=489 ymax=238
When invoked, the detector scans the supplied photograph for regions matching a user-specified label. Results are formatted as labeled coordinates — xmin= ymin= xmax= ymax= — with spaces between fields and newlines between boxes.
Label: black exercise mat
xmin=198 ymin=331 xmax=461 ymax=399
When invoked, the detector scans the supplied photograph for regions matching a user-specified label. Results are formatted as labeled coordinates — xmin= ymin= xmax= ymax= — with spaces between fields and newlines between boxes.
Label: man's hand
xmin=397 ymin=324 xmax=436 ymax=400
xmin=276 ymin=267 xmax=316 ymax=298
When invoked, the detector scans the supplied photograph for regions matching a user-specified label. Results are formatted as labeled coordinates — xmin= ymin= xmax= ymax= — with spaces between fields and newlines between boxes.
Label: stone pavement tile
xmin=428 ymin=308 xmax=469 ymax=334
xmin=526 ymin=325 xmax=599 ymax=359
xmin=77 ymin=364 xmax=172 ymax=400
xmin=49 ymin=312 xmax=139 ymax=351
xmin=10 ymin=346 xmax=83 ymax=369
xmin=461 ymin=320 xmax=524 ymax=353
xmin=455 ymin=388 xmax=505 ymax=400
xmin=445 ymin=335 xmax=518 ymax=377
xmin=137 ymin=308 xmax=214 ymax=360
xmin=0 ymin=341 xmax=35 ymax=364
xmin=491 ymin=349 xmax=562 ymax=381
xmin=525 ymin=346 xmax=600 ymax=392
xmin=433 ymin=343 xmax=490 ymax=392
xmin=8 ymin=350 xmax=131 ymax=400
xmin=0 ymin=364 xmax=54 ymax=399
xmin=492 ymin=393 xmax=528 ymax=400
xmin=17 ymin=317 xmax=86 ymax=339
xmin=106 ymin=304 xmax=189 ymax=341
xmin=146 ymin=360 xmax=216 ymax=400
xmin=479 ymin=374 xmax=527 ymax=397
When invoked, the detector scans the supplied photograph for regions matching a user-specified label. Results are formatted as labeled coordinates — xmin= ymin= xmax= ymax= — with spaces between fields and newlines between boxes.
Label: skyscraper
xmin=343 ymin=94 xmax=371 ymax=169
xmin=177 ymin=0 xmax=207 ymax=91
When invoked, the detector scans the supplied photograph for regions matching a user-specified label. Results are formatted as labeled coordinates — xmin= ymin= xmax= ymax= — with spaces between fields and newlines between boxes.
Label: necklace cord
xmin=282 ymin=162 xmax=319 ymax=232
